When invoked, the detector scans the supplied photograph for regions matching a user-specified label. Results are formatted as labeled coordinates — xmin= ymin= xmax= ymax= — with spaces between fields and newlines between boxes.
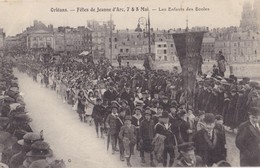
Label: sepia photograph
xmin=0 ymin=0 xmax=260 ymax=167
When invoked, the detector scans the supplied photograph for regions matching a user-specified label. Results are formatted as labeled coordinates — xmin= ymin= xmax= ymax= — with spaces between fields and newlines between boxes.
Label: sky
xmin=0 ymin=0 xmax=255 ymax=36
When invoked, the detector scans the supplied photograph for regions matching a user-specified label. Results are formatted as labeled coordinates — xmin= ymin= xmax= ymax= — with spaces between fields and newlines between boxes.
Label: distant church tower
xmin=240 ymin=1 xmax=257 ymax=31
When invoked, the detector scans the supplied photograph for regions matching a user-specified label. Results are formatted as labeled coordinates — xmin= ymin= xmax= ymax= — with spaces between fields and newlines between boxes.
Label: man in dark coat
xmin=139 ymin=109 xmax=155 ymax=166
xmin=120 ymin=85 xmax=135 ymax=112
xmin=9 ymin=133 xmax=43 ymax=168
xmin=103 ymin=83 xmax=118 ymax=104
xmin=175 ymin=142 xmax=206 ymax=167
xmin=154 ymin=112 xmax=177 ymax=167
xmin=172 ymin=110 xmax=190 ymax=143
xmin=116 ymin=109 xmax=126 ymax=161
xmin=192 ymin=113 xmax=226 ymax=166
xmin=92 ymin=98 xmax=106 ymax=138
xmin=235 ymin=107 xmax=260 ymax=166
xmin=132 ymin=107 xmax=143 ymax=152
xmin=105 ymin=105 xmax=119 ymax=154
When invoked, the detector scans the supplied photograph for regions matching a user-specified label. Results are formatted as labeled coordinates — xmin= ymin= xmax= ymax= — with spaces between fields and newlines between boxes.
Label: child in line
xmin=119 ymin=115 xmax=136 ymax=167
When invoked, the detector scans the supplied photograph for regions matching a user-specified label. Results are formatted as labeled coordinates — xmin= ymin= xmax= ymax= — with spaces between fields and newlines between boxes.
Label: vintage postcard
xmin=0 ymin=0 xmax=259 ymax=168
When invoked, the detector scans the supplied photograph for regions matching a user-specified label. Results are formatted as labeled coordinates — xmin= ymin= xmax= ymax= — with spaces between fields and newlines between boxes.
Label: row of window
xmin=31 ymin=37 xmax=52 ymax=41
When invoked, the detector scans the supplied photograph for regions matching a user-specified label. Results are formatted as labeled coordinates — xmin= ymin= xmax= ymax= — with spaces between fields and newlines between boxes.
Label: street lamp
xmin=138 ymin=12 xmax=151 ymax=54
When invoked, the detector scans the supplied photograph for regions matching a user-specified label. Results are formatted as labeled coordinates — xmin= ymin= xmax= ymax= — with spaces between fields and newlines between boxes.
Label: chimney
xmin=33 ymin=20 xmax=38 ymax=27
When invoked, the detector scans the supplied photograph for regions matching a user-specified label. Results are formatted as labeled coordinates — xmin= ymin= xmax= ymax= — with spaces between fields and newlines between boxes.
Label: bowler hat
xmin=203 ymin=113 xmax=215 ymax=124
xmin=125 ymin=115 xmax=132 ymax=121
xmin=134 ymin=107 xmax=142 ymax=113
xmin=18 ymin=133 xmax=43 ymax=146
xmin=29 ymin=159 xmax=51 ymax=168
xmin=215 ymin=115 xmax=223 ymax=121
xmin=248 ymin=107 xmax=260 ymax=116
xmin=111 ymin=105 xmax=119 ymax=111
xmin=144 ymin=108 xmax=152 ymax=115
xmin=13 ymin=114 xmax=32 ymax=123
xmin=160 ymin=112 xmax=169 ymax=118
xmin=26 ymin=141 xmax=53 ymax=158
xmin=178 ymin=142 xmax=195 ymax=152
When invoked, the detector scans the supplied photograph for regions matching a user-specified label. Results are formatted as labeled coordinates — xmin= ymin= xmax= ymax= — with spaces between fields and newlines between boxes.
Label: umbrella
xmin=107 ymin=130 xmax=110 ymax=151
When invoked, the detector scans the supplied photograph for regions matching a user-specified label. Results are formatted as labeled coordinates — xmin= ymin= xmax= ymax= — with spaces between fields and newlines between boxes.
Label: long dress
xmin=85 ymin=97 xmax=96 ymax=116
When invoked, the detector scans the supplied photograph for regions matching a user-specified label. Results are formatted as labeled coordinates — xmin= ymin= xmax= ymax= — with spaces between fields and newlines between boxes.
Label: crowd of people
xmin=7 ymin=52 xmax=260 ymax=167
xmin=0 ymin=57 xmax=66 ymax=168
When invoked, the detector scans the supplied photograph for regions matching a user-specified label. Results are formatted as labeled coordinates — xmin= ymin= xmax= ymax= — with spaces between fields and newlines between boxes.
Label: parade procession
xmin=1 ymin=0 xmax=260 ymax=168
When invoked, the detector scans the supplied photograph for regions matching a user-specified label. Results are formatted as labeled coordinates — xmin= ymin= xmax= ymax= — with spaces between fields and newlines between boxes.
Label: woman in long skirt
xmin=77 ymin=90 xmax=87 ymax=122
xmin=85 ymin=90 xmax=96 ymax=125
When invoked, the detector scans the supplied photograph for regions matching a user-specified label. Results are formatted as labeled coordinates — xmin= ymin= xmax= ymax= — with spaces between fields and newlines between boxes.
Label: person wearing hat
xmin=154 ymin=112 xmax=177 ymax=167
xmin=196 ymin=111 xmax=206 ymax=131
xmin=120 ymin=85 xmax=135 ymax=113
xmin=92 ymin=98 xmax=106 ymax=138
xmin=175 ymin=142 xmax=205 ymax=167
xmin=116 ymin=109 xmax=126 ymax=161
xmin=119 ymin=115 xmax=136 ymax=167
xmin=76 ymin=90 xmax=87 ymax=122
xmin=217 ymin=50 xmax=226 ymax=77
xmin=236 ymin=107 xmax=260 ymax=166
xmin=6 ymin=114 xmax=33 ymax=135
xmin=105 ymin=105 xmax=119 ymax=154
xmin=131 ymin=107 xmax=143 ymax=152
xmin=224 ymin=87 xmax=239 ymax=130
xmin=141 ymin=91 xmax=151 ymax=109
xmin=192 ymin=113 xmax=226 ymax=166
xmin=139 ymin=108 xmax=155 ymax=166
xmin=152 ymin=106 xmax=163 ymax=125
xmin=212 ymin=64 xmax=220 ymax=78
xmin=9 ymin=132 xmax=43 ymax=168
xmin=103 ymin=84 xmax=118 ymax=105
xmin=120 ymin=99 xmax=131 ymax=116
xmin=172 ymin=109 xmax=189 ymax=143
xmin=159 ymin=95 xmax=171 ymax=112
xmin=22 ymin=141 xmax=53 ymax=168
xmin=28 ymin=159 xmax=51 ymax=168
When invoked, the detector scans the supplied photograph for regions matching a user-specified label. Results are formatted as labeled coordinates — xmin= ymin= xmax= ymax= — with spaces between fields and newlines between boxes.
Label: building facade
xmin=201 ymin=35 xmax=215 ymax=62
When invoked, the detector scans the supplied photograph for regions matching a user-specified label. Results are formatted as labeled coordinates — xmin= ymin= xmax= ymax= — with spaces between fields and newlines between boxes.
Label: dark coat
xmin=171 ymin=118 xmax=189 ymax=143
xmin=92 ymin=104 xmax=106 ymax=122
xmin=154 ymin=122 xmax=177 ymax=147
xmin=235 ymin=121 xmax=260 ymax=166
xmin=105 ymin=113 xmax=117 ymax=135
xmin=115 ymin=116 xmax=124 ymax=135
xmin=9 ymin=151 xmax=26 ymax=168
xmin=103 ymin=89 xmax=118 ymax=103
xmin=119 ymin=124 xmax=136 ymax=144
xmin=192 ymin=128 xmax=226 ymax=166
xmin=140 ymin=119 xmax=155 ymax=152
xmin=140 ymin=119 xmax=154 ymax=140
xmin=120 ymin=91 xmax=135 ymax=108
